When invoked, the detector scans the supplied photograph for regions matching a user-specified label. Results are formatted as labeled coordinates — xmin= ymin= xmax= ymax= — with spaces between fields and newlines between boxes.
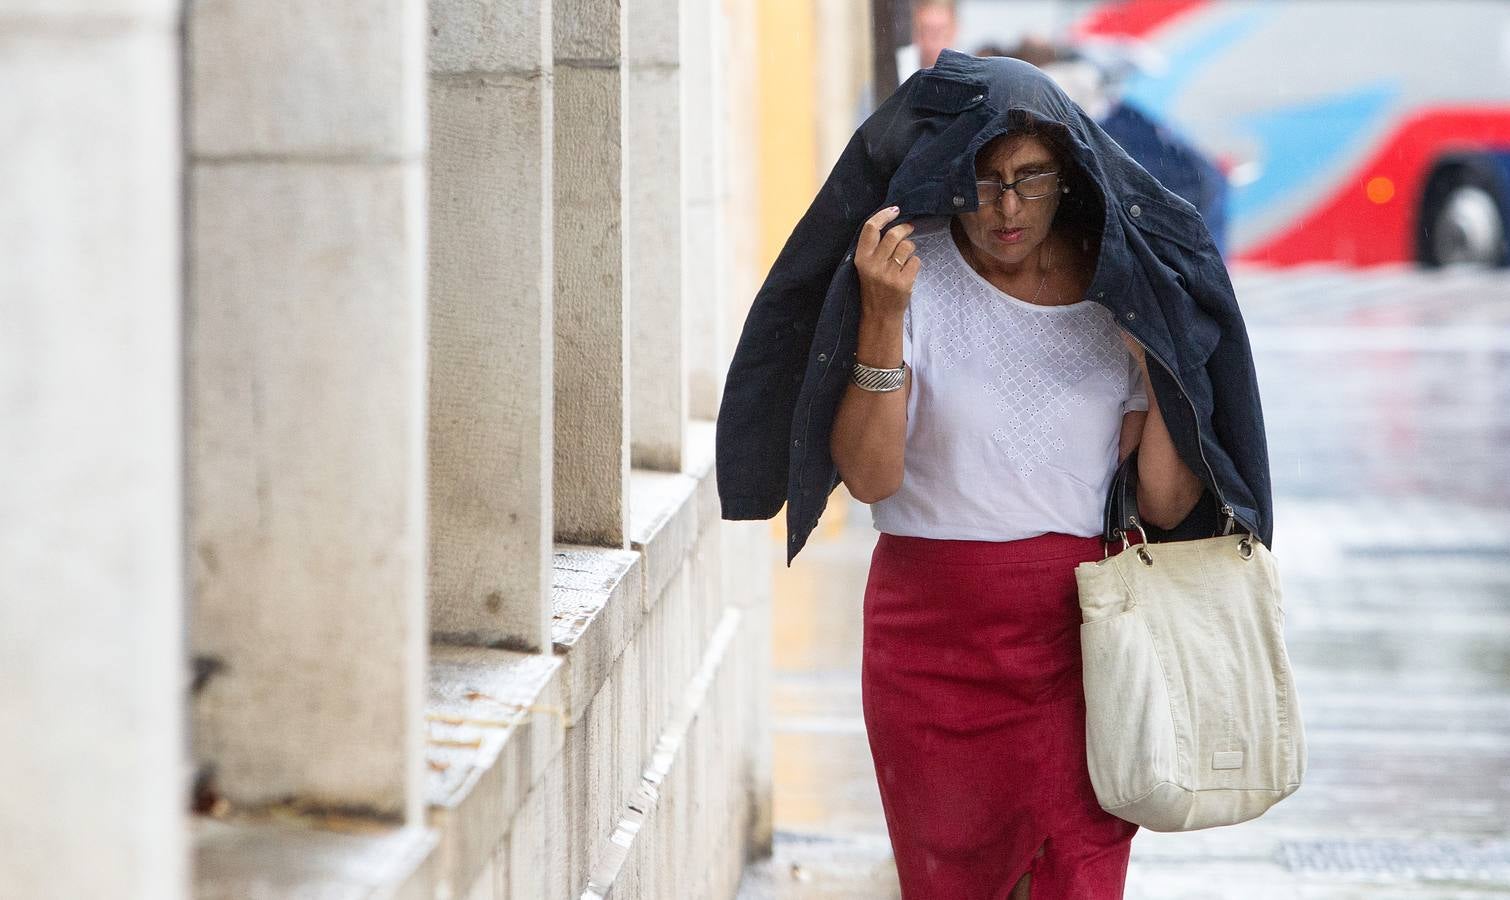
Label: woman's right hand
xmin=855 ymin=206 xmax=920 ymax=319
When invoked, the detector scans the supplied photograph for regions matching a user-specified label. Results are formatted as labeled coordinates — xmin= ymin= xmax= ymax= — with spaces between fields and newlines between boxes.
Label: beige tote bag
xmin=1074 ymin=454 xmax=1306 ymax=832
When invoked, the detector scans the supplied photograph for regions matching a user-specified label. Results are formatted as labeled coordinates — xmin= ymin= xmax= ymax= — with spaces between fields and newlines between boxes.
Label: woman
xmin=829 ymin=117 xmax=1202 ymax=899
xmin=716 ymin=51 xmax=1272 ymax=898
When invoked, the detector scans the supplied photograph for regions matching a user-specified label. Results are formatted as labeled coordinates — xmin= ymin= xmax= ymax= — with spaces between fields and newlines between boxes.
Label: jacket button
xmin=818 ymin=353 xmax=827 ymax=362
xmin=793 ymin=439 xmax=801 ymax=447
xmin=1096 ymin=291 xmax=1105 ymax=298
xmin=1129 ymin=204 xmax=1142 ymax=217
xmin=1125 ymin=311 xmax=1137 ymax=320
xmin=952 ymin=195 xmax=966 ymax=207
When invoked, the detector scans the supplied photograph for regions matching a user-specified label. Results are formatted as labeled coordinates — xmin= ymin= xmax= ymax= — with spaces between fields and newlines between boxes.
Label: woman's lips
xmin=992 ymin=227 xmax=1026 ymax=245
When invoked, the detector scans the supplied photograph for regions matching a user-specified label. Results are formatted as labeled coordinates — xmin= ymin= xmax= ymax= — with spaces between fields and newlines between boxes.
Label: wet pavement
xmin=736 ymin=265 xmax=1510 ymax=899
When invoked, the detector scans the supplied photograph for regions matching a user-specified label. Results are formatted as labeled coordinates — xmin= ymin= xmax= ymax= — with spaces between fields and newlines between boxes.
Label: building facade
xmin=0 ymin=0 xmax=885 ymax=895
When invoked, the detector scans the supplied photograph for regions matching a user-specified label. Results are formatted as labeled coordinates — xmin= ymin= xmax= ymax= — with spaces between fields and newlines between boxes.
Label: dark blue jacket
xmin=716 ymin=51 xmax=1272 ymax=563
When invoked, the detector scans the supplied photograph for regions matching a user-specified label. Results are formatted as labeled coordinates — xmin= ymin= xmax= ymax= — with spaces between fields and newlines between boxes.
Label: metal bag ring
xmin=1238 ymin=538 xmax=1254 ymax=560
xmin=1136 ymin=546 xmax=1154 ymax=566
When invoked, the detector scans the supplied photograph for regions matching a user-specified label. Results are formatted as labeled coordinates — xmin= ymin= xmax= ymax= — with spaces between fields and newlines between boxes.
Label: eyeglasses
xmin=975 ymin=171 xmax=1062 ymax=204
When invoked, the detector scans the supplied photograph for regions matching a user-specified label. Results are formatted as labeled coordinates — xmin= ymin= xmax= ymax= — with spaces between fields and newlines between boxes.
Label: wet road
xmin=737 ymin=265 xmax=1510 ymax=899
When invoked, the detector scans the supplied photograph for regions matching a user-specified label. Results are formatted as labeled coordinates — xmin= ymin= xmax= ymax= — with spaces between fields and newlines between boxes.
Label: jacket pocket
xmin=1123 ymin=192 xmax=1210 ymax=254
xmin=908 ymin=71 xmax=989 ymax=115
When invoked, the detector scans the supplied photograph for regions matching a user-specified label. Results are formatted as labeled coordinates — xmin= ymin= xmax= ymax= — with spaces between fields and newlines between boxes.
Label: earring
xmin=1062 ymin=184 xmax=1071 ymax=194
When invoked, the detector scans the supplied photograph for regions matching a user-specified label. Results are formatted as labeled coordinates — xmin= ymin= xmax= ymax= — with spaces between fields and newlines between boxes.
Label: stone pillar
xmin=428 ymin=0 xmax=554 ymax=651
xmin=554 ymin=0 xmax=631 ymax=546
xmin=627 ymin=0 xmax=687 ymax=470
xmin=186 ymin=1 xmax=428 ymax=825
xmin=721 ymin=0 xmax=764 ymax=369
xmin=682 ymin=0 xmax=724 ymax=421
xmin=0 ymin=5 xmax=186 ymax=897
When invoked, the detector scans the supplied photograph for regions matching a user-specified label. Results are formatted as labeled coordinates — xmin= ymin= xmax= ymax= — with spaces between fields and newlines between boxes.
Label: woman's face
xmin=955 ymin=134 xmax=1064 ymax=270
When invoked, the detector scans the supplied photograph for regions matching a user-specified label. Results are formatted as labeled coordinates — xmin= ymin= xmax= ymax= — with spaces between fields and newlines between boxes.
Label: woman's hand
xmin=855 ymin=206 xmax=920 ymax=320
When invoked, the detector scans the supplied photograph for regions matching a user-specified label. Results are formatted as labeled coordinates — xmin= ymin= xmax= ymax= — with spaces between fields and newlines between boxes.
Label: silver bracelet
xmin=852 ymin=360 xmax=908 ymax=392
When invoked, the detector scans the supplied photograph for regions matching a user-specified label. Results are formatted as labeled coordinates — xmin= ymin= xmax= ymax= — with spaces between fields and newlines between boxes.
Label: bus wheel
xmin=1418 ymin=161 xmax=1509 ymax=267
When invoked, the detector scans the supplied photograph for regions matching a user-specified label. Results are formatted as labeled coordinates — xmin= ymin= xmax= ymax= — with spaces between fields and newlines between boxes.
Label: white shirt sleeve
xmin=1122 ymin=352 xmax=1150 ymax=414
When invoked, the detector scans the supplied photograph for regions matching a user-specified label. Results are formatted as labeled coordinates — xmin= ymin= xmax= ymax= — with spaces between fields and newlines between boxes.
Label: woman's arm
xmin=1119 ymin=334 xmax=1205 ymax=530
xmin=831 ymin=207 xmax=918 ymax=504
xmin=831 ymin=315 xmax=911 ymax=502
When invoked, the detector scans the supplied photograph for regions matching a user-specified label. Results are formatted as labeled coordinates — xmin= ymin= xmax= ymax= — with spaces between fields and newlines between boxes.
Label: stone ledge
xmin=688 ymin=419 xmax=720 ymax=533
xmin=581 ymin=605 xmax=744 ymax=898
xmin=194 ymin=818 xmax=437 ymax=900
xmin=340 ymin=419 xmax=721 ymax=900
xmin=425 ymin=647 xmax=565 ymax=899
xmin=629 ymin=421 xmax=718 ymax=609
xmin=555 ymin=421 xmax=719 ymax=727
xmin=551 ymin=545 xmax=643 ymax=726
xmin=629 ymin=470 xmax=698 ymax=608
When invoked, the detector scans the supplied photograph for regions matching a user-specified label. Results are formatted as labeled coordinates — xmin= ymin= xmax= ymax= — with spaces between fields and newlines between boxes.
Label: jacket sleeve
xmin=1123 ymin=188 xmax=1274 ymax=547
xmin=715 ymin=74 xmax=923 ymax=520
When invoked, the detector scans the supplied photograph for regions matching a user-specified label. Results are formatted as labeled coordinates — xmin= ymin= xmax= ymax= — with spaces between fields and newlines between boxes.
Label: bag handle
xmin=1101 ymin=450 xmax=1143 ymax=546
xmin=1102 ymin=452 xmax=1257 ymax=561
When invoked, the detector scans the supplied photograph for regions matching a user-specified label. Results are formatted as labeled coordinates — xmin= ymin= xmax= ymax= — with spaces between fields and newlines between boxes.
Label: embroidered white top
xmin=870 ymin=222 xmax=1149 ymax=541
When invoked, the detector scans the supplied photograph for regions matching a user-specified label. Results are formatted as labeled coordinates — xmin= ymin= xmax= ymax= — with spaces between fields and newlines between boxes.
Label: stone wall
xmin=1 ymin=0 xmax=773 ymax=897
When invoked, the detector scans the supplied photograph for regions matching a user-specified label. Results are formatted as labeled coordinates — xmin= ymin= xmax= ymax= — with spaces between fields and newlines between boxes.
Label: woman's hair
xmin=977 ymin=111 xmax=1103 ymax=253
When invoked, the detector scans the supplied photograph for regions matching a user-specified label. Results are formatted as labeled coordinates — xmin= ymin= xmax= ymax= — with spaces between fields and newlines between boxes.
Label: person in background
xmin=896 ymin=0 xmax=959 ymax=80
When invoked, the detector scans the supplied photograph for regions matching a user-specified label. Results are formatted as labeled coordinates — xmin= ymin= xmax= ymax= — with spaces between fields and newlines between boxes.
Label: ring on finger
xmin=892 ymin=255 xmax=906 ymax=267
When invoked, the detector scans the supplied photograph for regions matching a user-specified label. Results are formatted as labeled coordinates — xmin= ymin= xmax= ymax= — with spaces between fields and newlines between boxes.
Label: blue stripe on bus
xmin=1230 ymin=82 xmax=1399 ymax=221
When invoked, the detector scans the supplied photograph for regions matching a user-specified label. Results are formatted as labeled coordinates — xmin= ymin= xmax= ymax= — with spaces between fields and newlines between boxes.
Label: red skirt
xmin=861 ymin=531 xmax=1139 ymax=899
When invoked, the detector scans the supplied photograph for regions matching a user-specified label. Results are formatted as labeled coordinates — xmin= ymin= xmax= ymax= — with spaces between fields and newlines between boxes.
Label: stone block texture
xmin=189 ymin=1 xmax=425 ymax=157
xmin=627 ymin=62 xmax=687 ymax=472
xmin=428 ymin=67 xmax=555 ymax=649
xmin=1 ymin=11 xmax=186 ymax=900
xmin=553 ymin=58 xmax=630 ymax=547
xmin=627 ymin=0 xmax=686 ymax=472
xmin=188 ymin=162 xmax=428 ymax=822
xmin=429 ymin=0 xmax=550 ymax=75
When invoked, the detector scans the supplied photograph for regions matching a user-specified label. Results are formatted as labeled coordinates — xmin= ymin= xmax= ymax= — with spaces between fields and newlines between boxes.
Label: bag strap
xmin=1103 ymin=453 xmax=1253 ymax=547
xmin=1102 ymin=450 xmax=1142 ymax=545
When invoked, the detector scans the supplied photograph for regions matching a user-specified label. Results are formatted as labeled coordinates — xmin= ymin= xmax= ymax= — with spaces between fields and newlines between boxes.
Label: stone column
xmin=186 ymin=1 xmax=428 ymax=825
xmin=721 ymin=0 xmax=764 ymax=369
xmin=0 ymin=4 xmax=186 ymax=897
xmin=428 ymin=0 xmax=554 ymax=650
xmin=626 ymin=0 xmax=687 ymax=470
xmin=682 ymin=0 xmax=725 ymax=421
xmin=554 ymin=0 xmax=631 ymax=546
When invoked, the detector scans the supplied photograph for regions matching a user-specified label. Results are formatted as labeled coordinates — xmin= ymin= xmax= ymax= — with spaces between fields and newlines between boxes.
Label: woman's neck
xmin=952 ymin=220 xmax=1056 ymax=292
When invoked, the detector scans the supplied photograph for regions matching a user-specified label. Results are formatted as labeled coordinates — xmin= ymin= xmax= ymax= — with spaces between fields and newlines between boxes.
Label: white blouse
xmin=870 ymin=222 xmax=1148 ymax=541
